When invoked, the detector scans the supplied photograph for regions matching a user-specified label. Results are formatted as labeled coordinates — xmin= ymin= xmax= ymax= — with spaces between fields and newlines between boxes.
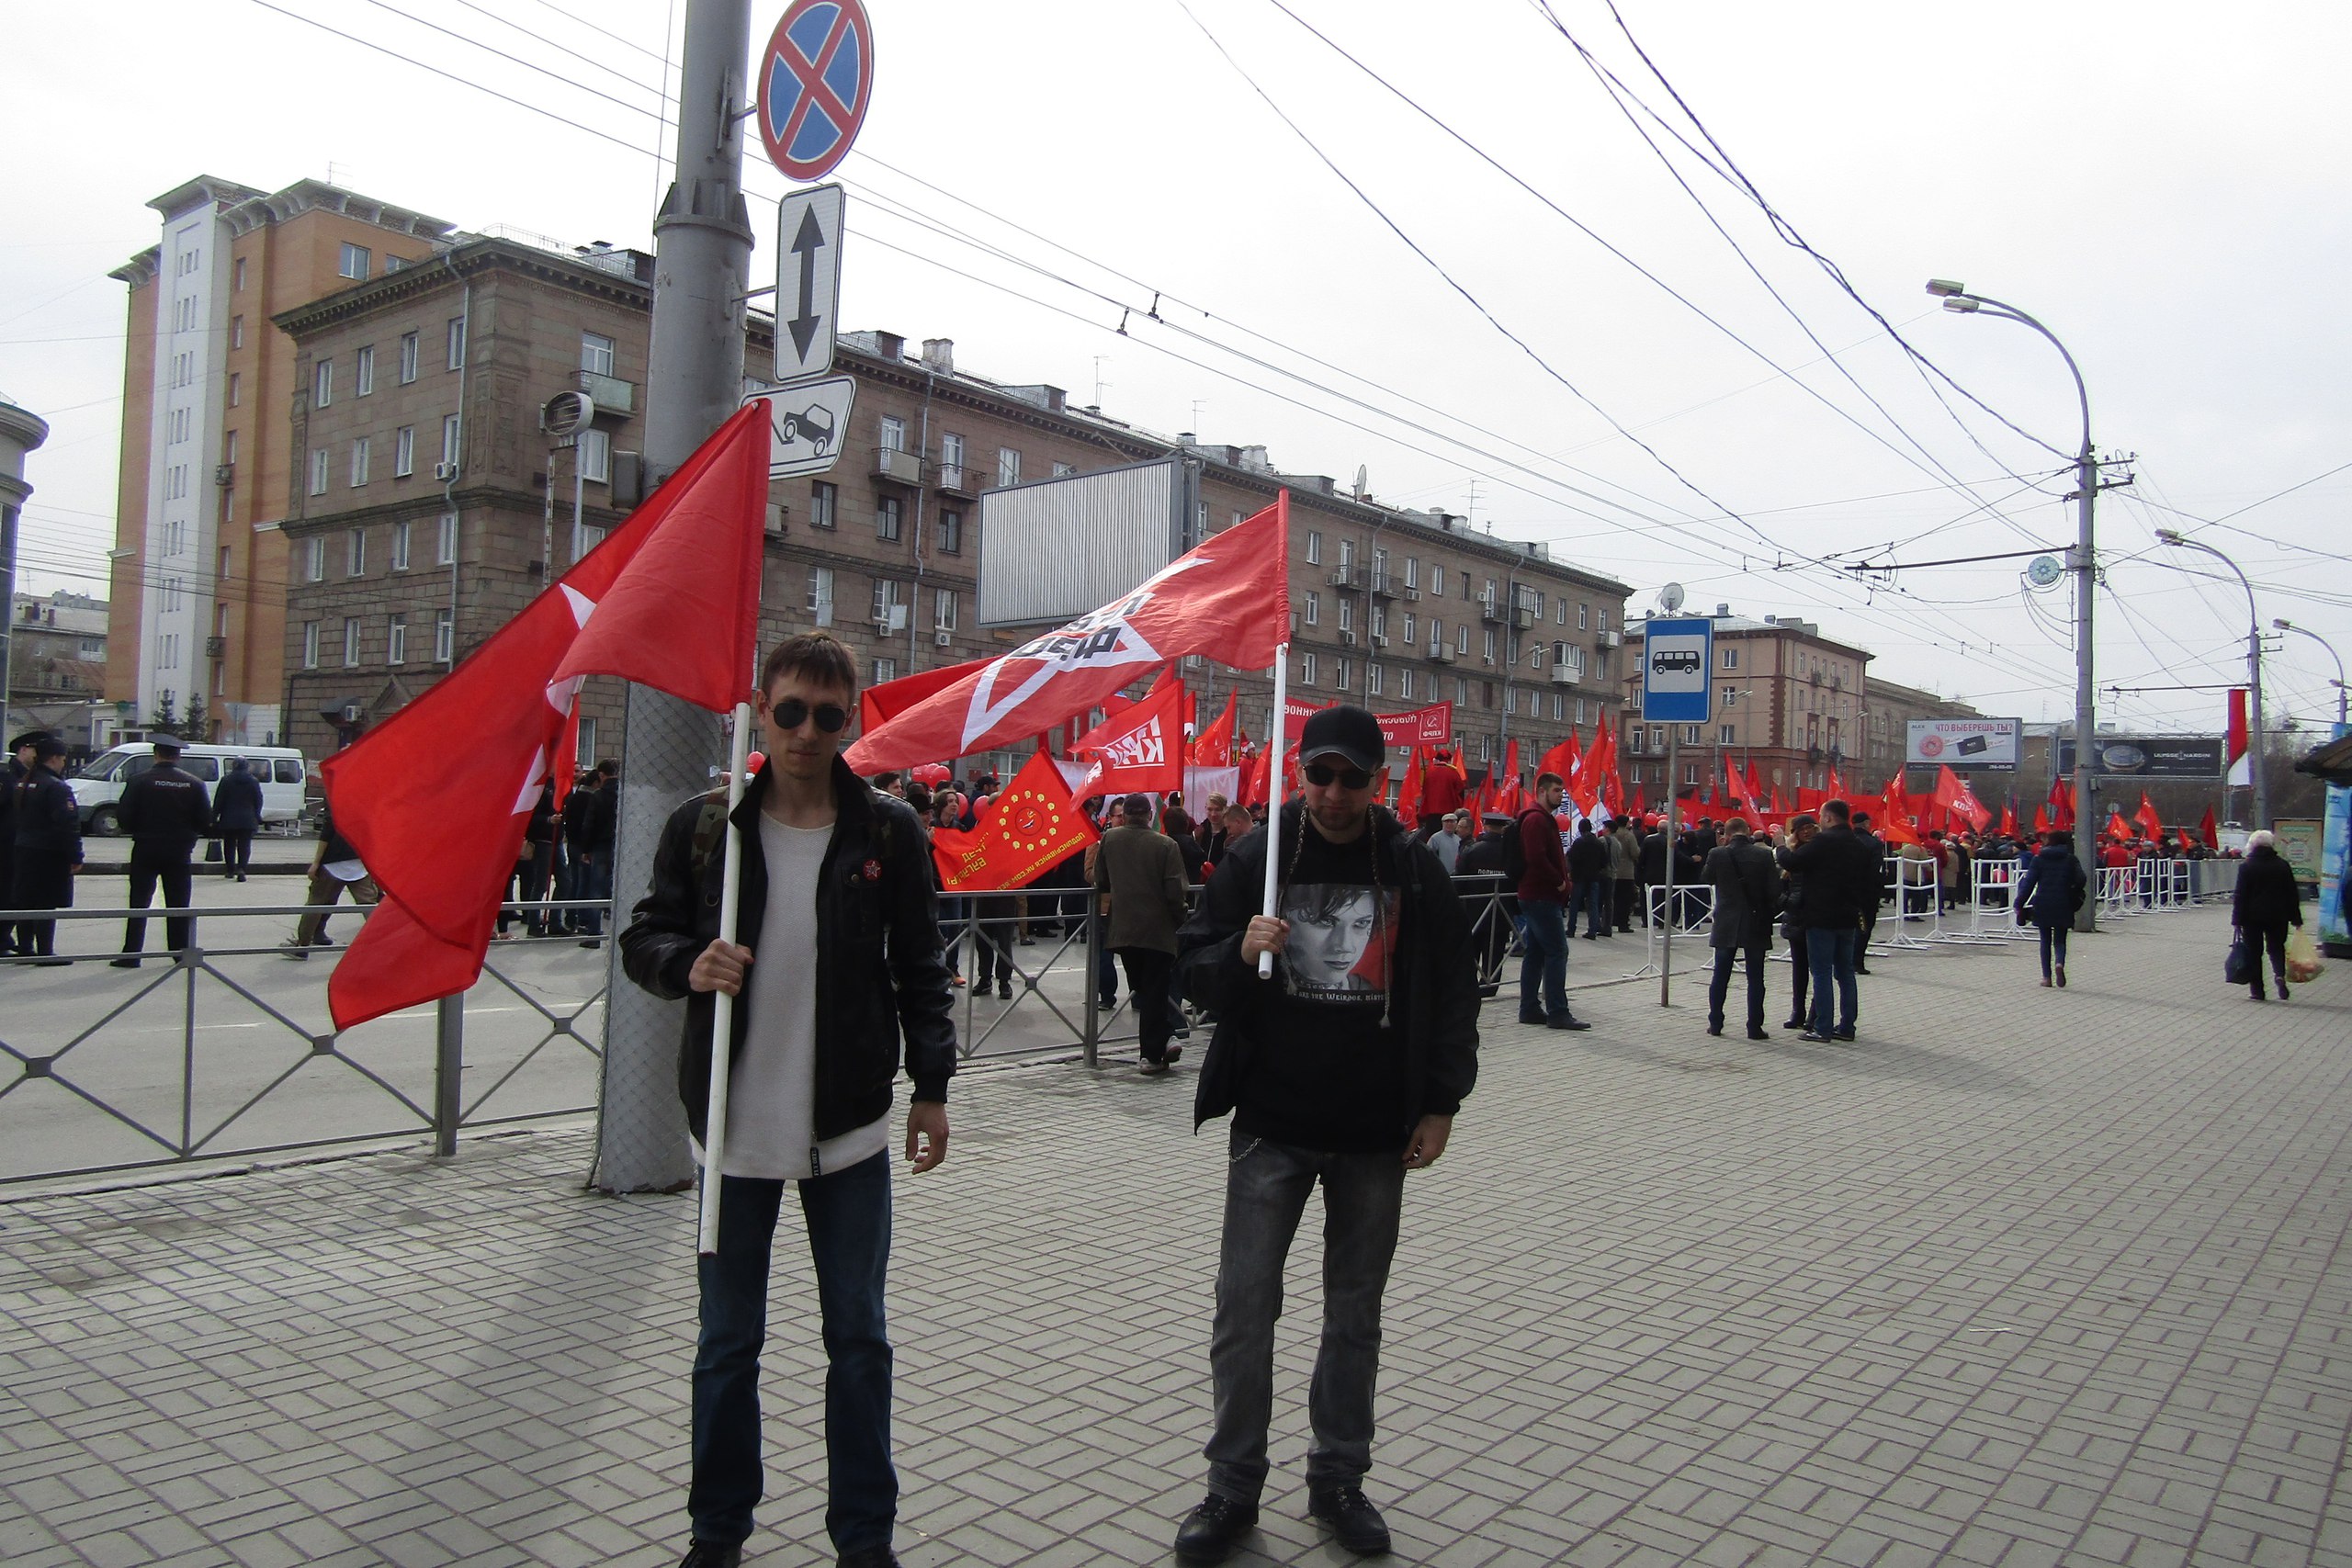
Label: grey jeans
xmin=1206 ymin=1129 xmax=1406 ymax=1505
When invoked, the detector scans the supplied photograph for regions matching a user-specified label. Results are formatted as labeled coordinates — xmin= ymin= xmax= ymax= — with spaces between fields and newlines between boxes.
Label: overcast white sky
xmin=6 ymin=0 xmax=2347 ymax=736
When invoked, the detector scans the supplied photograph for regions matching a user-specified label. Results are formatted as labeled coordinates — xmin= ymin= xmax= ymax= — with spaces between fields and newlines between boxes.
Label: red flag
xmin=2032 ymin=804 xmax=2052 ymax=834
xmin=2106 ymin=808 xmax=2133 ymax=842
xmin=1744 ymin=761 xmax=1767 ymax=812
xmin=1999 ymin=805 xmax=2018 ymax=838
xmin=551 ymin=704 xmax=581 ymax=812
xmin=1396 ymin=746 xmax=1424 ymax=824
xmin=2048 ymin=775 xmax=2075 ymax=830
xmin=1071 ymin=678 xmax=1184 ymax=796
xmin=1193 ymin=691 xmax=1238 ymax=767
xmin=1592 ymin=719 xmax=1623 ymax=813
xmin=1724 ymin=758 xmax=1748 ymax=809
xmin=2199 ymin=805 xmax=2219 ymax=850
xmin=323 ymin=403 xmax=768 ymax=1030
xmin=1537 ymin=732 xmax=1581 ymax=790
xmin=2176 ymin=828 xmax=2197 ymax=853
xmin=930 ymin=750 xmax=1100 ymax=892
xmin=1631 ymin=783 xmax=1646 ymax=817
xmin=2226 ymin=687 xmax=2249 ymax=766
xmin=861 ymin=656 xmax=993 ymax=741
xmin=848 ymin=495 xmax=1291 ymax=769
xmin=2135 ymin=792 xmax=2164 ymax=844
xmin=1237 ymin=745 xmax=1271 ymax=809
xmin=1826 ymin=765 xmax=1847 ymax=799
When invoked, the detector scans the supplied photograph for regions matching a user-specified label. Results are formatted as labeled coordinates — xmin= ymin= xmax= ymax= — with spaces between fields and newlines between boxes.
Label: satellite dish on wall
xmin=1657 ymin=582 xmax=1686 ymax=613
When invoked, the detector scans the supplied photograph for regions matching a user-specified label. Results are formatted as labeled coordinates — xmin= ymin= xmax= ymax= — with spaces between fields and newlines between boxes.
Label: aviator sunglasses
xmin=770 ymin=698 xmax=851 ymax=734
xmin=1303 ymin=760 xmax=1376 ymax=791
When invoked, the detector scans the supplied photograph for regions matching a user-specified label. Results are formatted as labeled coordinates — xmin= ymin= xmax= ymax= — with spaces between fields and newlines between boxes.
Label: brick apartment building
xmin=1863 ymin=676 xmax=1989 ymax=793
xmin=1622 ymin=607 xmax=1874 ymax=805
xmin=107 ymin=176 xmax=459 ymax=745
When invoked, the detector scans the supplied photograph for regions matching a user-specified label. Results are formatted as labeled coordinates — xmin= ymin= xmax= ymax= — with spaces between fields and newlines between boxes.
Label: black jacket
xmin=118 ymin=761 xmax=214 ymax=852
xmin=581 ymin=782 xmax=618 ymax=854
xmin=1704 ymin=838 xmax=1780 ymax=950
xmin=560 ymin=785 xmax=597 ymax=851
xmin=620 ymin=757 xmax=956 ymax=1144
xmin=1782 ymin=823 xmax=1877 ymax=929
xmin=1176 ymin=802 xmax=1480 ymax=1138
xmin=212 ymin=767 xmax=265 ymax=833
xmin=1566 ymin=831 xmax=1609 ymax=884
xmin=2232 ymin=845 xmax=2303 ymax=929
xmin=10 ymin=767 xmax=82 ymax=862
xmin=2014 ymin=844 xmax=2086 ymax=925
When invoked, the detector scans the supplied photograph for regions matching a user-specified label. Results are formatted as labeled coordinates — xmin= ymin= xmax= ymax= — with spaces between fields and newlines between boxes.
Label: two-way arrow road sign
xmin=774 ymin=183 xmax=844 ymax=382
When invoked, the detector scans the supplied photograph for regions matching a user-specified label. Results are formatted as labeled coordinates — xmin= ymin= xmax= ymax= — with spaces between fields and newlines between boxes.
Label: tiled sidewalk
xmin=4 ymin=905 xmax=2349 ymax=1567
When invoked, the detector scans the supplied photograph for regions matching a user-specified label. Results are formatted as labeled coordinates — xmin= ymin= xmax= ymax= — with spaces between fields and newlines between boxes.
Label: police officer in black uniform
xmin=113 ymin=734 xmax=213 ymax=966
xmin=10 ymin=735 xmax=81 ymax=964
xmin=3 ymin=728 xmax=52 ymax=955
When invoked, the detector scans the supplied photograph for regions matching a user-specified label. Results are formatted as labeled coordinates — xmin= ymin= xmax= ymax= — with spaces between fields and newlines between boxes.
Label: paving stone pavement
xmin=3 ymin=903 xmax=2349 ymax=1568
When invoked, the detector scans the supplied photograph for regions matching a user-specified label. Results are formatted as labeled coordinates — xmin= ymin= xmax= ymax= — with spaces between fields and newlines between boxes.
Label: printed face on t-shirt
xmin=1280 ymin=883 xmax=1398 ymax=1000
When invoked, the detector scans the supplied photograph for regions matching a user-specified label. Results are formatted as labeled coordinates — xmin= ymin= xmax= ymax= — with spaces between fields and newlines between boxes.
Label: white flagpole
xmin=1258 ymin=645 xmax=1289 ymax=979
xmin=696 ymin=698 xmax=755 ymax=1256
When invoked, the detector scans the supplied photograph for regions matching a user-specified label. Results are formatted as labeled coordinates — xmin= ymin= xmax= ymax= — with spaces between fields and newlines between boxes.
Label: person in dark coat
xmin=1782 ymin=799 xmax=1880 ymax=1041
xmin=1850 ymin=812 xmax=1886 ymax=973
xmin=3 ymin=728 xmax=52 ymax=954
xmin=1702 ymin=817 xmax=1780 ymax=1039
xmin=2013 ymin=830 xmax=2087 ymax=987
xmin=575 ymin=761 xmax=619 ymax=944
xmin=1454 ymin=812 xmax=1516 ymax=987
xmin=9 ymin=735 xmax=81 ymax=964
xmin=1566 ymin=818 xmax=1611 ymax=941
xmin=1776 ymin=815 xmax=1816 ymax=1029
xmin=499 ymin=779 xmax=559 ymax=938
xmin=2231 ymin=831 xmax=2304 ymax=1001
xmin=211 ymin=757 xmax=265 ymax=881
xmin=113 ymin=736 xmax=213 ymax=965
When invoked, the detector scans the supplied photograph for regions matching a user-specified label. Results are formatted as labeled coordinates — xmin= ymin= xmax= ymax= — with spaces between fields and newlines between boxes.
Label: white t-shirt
xmin=707 ymin=811 xmax=890 ymax=1181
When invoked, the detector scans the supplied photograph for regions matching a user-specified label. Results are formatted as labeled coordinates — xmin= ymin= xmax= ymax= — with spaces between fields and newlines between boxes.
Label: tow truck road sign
xmin=1641 ymin=615 xmax=1713 ymax=722
xmin=773 ymin=184 xmax=844 ymax=381
xmin=744 ymin=377 xmax=857 ymax=479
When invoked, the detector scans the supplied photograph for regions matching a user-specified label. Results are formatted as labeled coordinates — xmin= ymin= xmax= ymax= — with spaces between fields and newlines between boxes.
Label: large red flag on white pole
xmin=322 ymin=404 xmax=768 ymax=1031
xmin=846 ymin=496 xmax=1291 ymax=770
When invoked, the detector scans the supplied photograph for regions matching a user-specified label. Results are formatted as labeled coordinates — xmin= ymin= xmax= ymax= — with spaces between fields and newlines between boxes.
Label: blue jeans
xmin=1207 ymin=1131 xmax=1406 ymax=1505
xmin=2036 ymin=919 xmax=2069 ymax=978
xmin=691 ymin=1154 xmax=896 ymax=1553
xmin=1518 ymin=898 xmax=1569 ymax=1021
xmin=1805 ymin=926 xmax=1859 ymax=1035
xmin=1581 ymin=879 xmax=1611 ymax=935
xmin=576 ymin=853 xmax=614 ymax=936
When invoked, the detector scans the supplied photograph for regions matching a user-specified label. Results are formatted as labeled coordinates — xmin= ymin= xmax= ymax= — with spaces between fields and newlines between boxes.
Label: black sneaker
xmin=677 ymin=1540 xmax=741 ymax=1568
xmin=836 ymin=1546 xmax=900 ymax=1568
xmin=1308 ymin=1484 xmax=1393 ymax=1555
xmin=1174 ymin=1495 xmax=1258 ymax=1563
xmin=110 ymin=955 xmax=141 ymax=968
xmin=1832 ymin=1027 xmax=1856 ymax=1042
xmin=1546 ymin=1013 xmax=1592 ymax=1032
xmin=1800 ymin=1030 xmax=1832 ymax=1043
xmin=1705 ymin=1020 xmax=1724 ymax=1036
xmin=1747 ymin=1027 xmax=1772 ymax=1041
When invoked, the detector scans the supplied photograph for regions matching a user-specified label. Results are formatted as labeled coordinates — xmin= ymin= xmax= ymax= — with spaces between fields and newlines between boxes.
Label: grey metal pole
xmin=1659 ymin=728 xmax=1676 ymax=1006
xmin=433 ymin=994 xmax=464 ymax=1158
xmin=2274 ymin=621 xmax=2348 ymax=727
xmin=592 ymin=0 xmax=756 ymax=1193
xmin=2247 ymin=623 xmax=2270 ymax=829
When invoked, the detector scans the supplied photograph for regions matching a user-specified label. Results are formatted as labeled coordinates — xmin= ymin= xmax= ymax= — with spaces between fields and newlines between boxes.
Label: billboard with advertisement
xmin=2055 ymin=735 xmax=2227 ymax=777
xmin=1905 ymin=717 xmax=2022 ymax=770
xmin=2319 ymin=722 xmax=2348 ymax=956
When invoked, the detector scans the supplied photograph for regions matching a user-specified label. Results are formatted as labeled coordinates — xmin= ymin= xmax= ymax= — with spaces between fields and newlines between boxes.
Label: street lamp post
xmin=2274 ymin=618 xmax=2348 ymax=727
xmin=1928 ymin=279 xmax=2099 ymax=929
xmin=2155 ymin=529 xmax=2268 ymax=829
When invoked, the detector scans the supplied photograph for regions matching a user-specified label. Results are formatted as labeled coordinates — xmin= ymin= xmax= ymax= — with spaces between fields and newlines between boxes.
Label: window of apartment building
xmin=996 ymin=446 xmax=1020 ymax=488
xmin=808 ymin=566 xmax=835 ymax=626
xmin=440 ymin=414 xmax=461 ymax=470
xmin=933 ymin=588 xmax=957 ymax=632
xmin=216 ymin=544 xmax=232 ymax=582
xmin=1402 ymin=556 xmax=1419 ymax=591
xmin=573 ymin=717 xmax=597 ymax=769
xmin=1333 ymin=658 xmax=1352 ymax=693
xmin=874 ymin=657 xmax=897 ymax=684
xmin=938 ymin=432 xmax=965 ymax=482
xmin=356 ymin=344 xmax=375 ymax=397
xmin=935 ymin=509 xmax=962 ymax=554
xmin=581 ymin=332 xmax=616 ymax=377
xmin=876 ymin=496 xmax=902 ymax=542
xmin=1684 ymin=724 xmax=1702 ymax=746
xmin=1367 ymin=662 xmax=1384 ymax=696
xmin=339 ymin=243 xmax=371 ymax=281
xmin=436 ymin=512 xmax=458 ymax=565
xmin=1684 ymin=761 xmax=1702 ymax=786
xmin=391 ymin=520 xmax=412 ymax=571
xmin=1401 ymin=611 xmax=1415 ymax=644
xmin=312 ymin=359 xmax=333 ymax=408
xmin=231 ymin=315 xmax=243 ymax=350
xmin=1722 ymin=646 xmax=1738 ymax=670
xmin=1053 ymin=461 xmax=1075 ymax=478
xmin=346 ymin=528 xmax=366 ymax=577
xmin=1370 ymin=604 xmax=1387 ymax=640
xmin=810 ymin=479 xmax=838 ymax=529
xmin=1576 ymin=697 xmax=1588 ymax=726
xmin=1337 ymin=598 xmax=1354 ymax=634
xmin=308 ymin=449 xmax=329 ymax=497
xmin=1398 ymin=668 xmax=1415 ymax=700
xmin=349 ymin=438 xmax=370 ymax=488
xmin=233 ymin=255 xmax=247 ymax=292
xmin=228 ymin=372 xmax=241 ymax=408
xmin=1303 ymin=590 xmax=1319 ymax=627
xmin=301 ymin=622 xmax=320 ymax=669
xmin=1429 ymin=563 xmax=1444 ymax=598
xmin=446 ymin=316 xmax=466 ymax=370
xmin=879 ymin=414 xmax=905 ymax=452
xmin=393 ymin=425 xmax=414 ymax=477
xmin=870 ymin=579 xmax=904 ymax=626
xmin=384 ymin=256 xmax=408 ymax=275
xmin=342 ymin=618 xmax=361 ymax=667
xmin=1339 ymin=537 xmax=1355 ymax=571
xmin=399 ymin=332 xmax=419 ymax=384
xmin=301 ymin=536 xmax=324 ymax=582
xmin=1719 ymin=723 xmax=1736 ymax=746
xmin=1598 ymin=607 xmax=1610 ymax=633
xmin=1454 ymin=676 xmax=1469 ymax=705
xmin=223 ymin=428 xmax=238 ymax=467
xmin=579 ymin=427 xmax=610 ymax=483
xmin=1482 ymin=627 xmax=1497 ymax=664
xmin=1306 ymin=530 xmax=1321 ymax=565
xmin=1457 ymin=624 xmax=1470 ymax=655
xmin=572 ymin=520 xmax=605 ymax=561
xmin=1299 ymin=651 xmax=1317 ymax=687
xmin=387 ymin=614 xmax=408 ymax=665
xmin=434 ymin=608 xmax=453 ymax=662
xmin=1426 ymin=616 xmax=1442 ymax=651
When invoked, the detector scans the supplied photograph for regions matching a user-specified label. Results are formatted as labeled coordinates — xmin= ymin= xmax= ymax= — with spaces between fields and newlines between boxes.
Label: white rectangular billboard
xmin=1905 ymin=717 xmax=2022 ymax=771
xmin=977 ymin=458 xmax=1182 ymax=628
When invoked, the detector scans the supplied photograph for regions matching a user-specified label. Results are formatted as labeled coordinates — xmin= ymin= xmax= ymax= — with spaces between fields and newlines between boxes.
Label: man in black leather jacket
xmin=620 ymin=634 xmax=955 ymax=1568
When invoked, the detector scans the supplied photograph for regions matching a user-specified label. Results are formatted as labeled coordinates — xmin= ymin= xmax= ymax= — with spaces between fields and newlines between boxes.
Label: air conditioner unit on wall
xmin=933 ymin=630 xmax=951 ymax=646
xmin=433 ymin=462 xmax=458 ymax=482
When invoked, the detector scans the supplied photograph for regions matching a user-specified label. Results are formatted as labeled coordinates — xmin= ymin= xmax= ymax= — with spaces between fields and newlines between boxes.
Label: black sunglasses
xmin=1303 ymin=761 xmax=1375 ymax=791
xmin=771 ymin=698 xmax=850 ymax=734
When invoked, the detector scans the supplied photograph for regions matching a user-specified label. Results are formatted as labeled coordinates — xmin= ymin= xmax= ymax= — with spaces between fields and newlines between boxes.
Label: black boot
xmin=1308 ymin=1484 xmax=1393 ymax=1555
xmin=1173 ymin=1495 xmax=1258 ymax=1563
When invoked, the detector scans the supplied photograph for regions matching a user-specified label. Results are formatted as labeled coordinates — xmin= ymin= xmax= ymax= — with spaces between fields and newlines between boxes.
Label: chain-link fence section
xmin=589 ymin=686 xmax=722 ymax=1193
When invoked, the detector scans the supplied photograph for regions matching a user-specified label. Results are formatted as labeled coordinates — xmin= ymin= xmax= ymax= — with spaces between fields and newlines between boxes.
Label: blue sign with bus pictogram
xmin=755 ymin=0 xmax=876 ymax=184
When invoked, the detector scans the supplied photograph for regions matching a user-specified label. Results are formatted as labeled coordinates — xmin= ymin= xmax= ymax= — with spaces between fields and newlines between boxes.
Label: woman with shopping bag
xmin=2230 ymin=830 xmax=2304 ymax=1001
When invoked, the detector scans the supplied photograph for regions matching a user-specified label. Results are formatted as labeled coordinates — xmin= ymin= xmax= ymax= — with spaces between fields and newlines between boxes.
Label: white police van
xmin=68 ymin=743 xmax=309 ymax=835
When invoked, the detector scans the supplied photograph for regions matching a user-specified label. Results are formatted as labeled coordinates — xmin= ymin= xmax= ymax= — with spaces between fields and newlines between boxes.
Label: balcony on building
xmin=205 ymin=635 xmax=227 ymax=658
xmin=934 ymin=463 xmax=978 ymax=499
xmin=1429 ymin=641 xmax=1456 ymax=663
xmin=1548 ymin=664 xmax=1577 ymax=685
xmin=577 ymin=370 xmax=636 ymax=417
xmin=1368 ymin=570 xmax=1398 ymax=599
xmin=872 ymin=446 xmax=923 ymax=485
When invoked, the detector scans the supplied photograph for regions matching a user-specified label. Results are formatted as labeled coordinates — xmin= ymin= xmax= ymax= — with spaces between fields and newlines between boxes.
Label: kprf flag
xmin=930 ymin=749 xmax=1099 ymax=893
xmin=1071 ymin=676 xmax=1184 ymax=796
xmin=860 ymin=655 xmax=991 ymax=740
xmin=847 ymin=496 xmax=1290 ymax=769
xmin=322 ymin=404 xmax=769 ymax=1030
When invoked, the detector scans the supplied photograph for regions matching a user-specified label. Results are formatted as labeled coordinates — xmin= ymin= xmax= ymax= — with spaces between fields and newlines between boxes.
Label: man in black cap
xmin=113 ymin=735 xmax=213 ymax=965
xmin=10 ymin=735 xmax=81 ymax=964
xmin=1172 ymin=704 xmax=1481 ymax=1563
xmin=3 ymin=729 xmax=53 ymax=954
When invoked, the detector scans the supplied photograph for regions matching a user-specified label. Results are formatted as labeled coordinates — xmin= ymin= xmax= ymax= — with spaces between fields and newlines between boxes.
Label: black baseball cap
xmin=1297 ymin=705 xmax=1385 ymax=773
